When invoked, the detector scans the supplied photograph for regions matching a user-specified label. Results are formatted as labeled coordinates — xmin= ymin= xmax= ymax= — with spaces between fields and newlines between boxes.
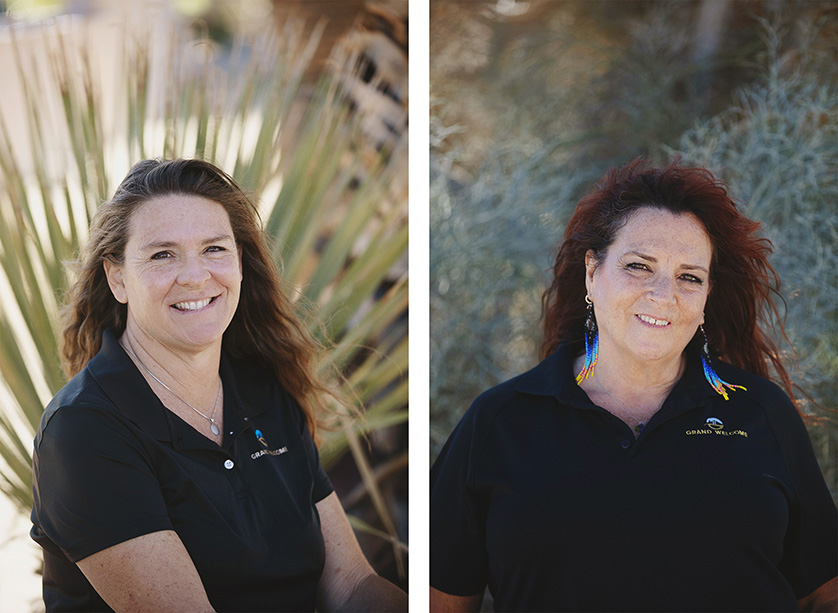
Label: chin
xmin=630 ymin=343 xmax=679 ymax=364
xmin=171 ymin=327 xmax=227 ymax=350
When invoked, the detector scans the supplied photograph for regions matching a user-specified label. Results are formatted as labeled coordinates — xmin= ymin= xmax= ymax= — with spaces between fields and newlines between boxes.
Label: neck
xmin=576 ymin=342 xmax=685 ymax=437
xmin=576 ymin=340 xmax=686 ymax=415
xmin=593 ymin=343 xmax=685 ymax=400
xmin=120 ymin=323 xmax=222 ymax=391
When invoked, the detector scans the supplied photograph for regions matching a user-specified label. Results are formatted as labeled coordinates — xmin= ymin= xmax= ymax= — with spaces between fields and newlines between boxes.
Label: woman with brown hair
xmin=430 ymin=158 xmax=837 ymax=611
xmin=31 ymin=158 xmax=406 ymax=612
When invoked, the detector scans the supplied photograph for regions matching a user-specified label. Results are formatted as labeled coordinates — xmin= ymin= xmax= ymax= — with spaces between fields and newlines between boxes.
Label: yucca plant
xmin=0 ymin=15 xmax=407 ymax=576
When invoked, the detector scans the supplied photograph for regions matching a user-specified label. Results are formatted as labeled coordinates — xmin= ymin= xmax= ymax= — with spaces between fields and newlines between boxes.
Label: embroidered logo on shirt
xmin=685 ymin=417 xmax=748 ymax=438
xmin=250 ymin=429 xmax=289 ymax=460
xmin=706 ymin=417 xmax=724 ymax=430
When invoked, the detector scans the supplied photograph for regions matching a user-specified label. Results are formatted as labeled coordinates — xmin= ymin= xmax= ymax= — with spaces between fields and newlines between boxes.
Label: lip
xmin=636 ymin=313 xmax=671 ymax=327
xmin=170 ymin=295 xmax=219 ymax=312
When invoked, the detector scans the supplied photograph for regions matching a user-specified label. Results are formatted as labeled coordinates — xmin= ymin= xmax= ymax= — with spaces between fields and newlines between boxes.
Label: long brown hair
xmin=541 ymin=157 xmax=796 ymax=402
xmin=62 ymin=158 xmax=330 ymax=437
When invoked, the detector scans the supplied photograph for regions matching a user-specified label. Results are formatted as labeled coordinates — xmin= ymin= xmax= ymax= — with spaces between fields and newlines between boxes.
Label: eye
xmin=205 ymin=245 xmax=228 ymax=253
xmin=626 ymin=262 xmax=650 ymax=272
xmin=150 ymin=251 xmax=172 ymax=260
xmin=680 ymin=273 xmax=704 ymax=285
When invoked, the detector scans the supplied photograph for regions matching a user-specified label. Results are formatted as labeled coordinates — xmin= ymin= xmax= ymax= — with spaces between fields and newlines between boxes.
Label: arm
xmin=315 ymin=491 xmax=407 ymax=612
xmin=798 ymin=577 xmax=838 ymax=612
xmin=430 ymin=586 xmax=483 ymax=612
xmin=76 ymin=530 xmax=214 ymax=613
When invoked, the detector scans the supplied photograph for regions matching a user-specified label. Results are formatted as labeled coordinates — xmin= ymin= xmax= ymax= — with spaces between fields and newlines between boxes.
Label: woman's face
xmin=104 ymin=194 xmax=243 ymax=355
xmin=586 ymin=207 xmax=712 ymax=366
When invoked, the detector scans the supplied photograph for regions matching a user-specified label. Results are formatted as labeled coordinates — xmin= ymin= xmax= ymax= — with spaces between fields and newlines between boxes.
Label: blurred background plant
xmin=671 ymin=14 xmax=837 ymax=500
xmin=0 ymin=0 xmax=408 ymax=605
xmin=430 ymin=0 xmax=836 ymax=506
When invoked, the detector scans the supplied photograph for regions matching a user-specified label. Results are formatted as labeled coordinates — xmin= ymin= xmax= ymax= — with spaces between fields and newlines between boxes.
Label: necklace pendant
xmin=210 ymin=422 xmax=221 ymax=436
xmin=635 ymin=422 xmax=645 ymax=433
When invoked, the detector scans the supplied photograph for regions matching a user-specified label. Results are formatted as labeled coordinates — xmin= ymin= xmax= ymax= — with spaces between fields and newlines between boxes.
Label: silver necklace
xmin=121 ymin=342 xmax=222 ymax=436
xmin=594 ymin=371 xmax=659 ymax=434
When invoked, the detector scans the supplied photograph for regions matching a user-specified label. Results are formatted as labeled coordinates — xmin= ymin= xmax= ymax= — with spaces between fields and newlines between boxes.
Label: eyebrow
xmin=140 ymin=234 xmax=235 ymax=252
xmin=624 ymin=250 xmax=709 ymax=273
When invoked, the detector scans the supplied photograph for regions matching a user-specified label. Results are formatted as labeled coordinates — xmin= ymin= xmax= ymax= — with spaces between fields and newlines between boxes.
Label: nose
xmin=647 ymin=274 xmax=676 ymax=304
xmin=177 ymin=254 xmax=211 ymax=287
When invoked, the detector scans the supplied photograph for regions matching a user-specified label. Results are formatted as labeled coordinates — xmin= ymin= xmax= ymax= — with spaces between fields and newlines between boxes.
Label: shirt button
xmin=243 ymin=417 xmax=249 ymax=422
xmin=621 ymin=440 xmax=631 ymax=449
xmin=224 ymin=459 xmax=235 ymax=470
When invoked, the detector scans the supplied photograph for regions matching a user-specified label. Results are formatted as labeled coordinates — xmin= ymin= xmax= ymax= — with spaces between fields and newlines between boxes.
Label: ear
xmin=103 ymin=258 xmax=128 ymax=304
xmin=584 ymin=250 xmax=598 ymax=299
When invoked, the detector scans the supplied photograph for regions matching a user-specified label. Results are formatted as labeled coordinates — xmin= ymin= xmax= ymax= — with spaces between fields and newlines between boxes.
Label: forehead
xmin=611 ymin=207 xmax=711 ymax=263
xmin=127 ymin=194 xmax=233 ymax=244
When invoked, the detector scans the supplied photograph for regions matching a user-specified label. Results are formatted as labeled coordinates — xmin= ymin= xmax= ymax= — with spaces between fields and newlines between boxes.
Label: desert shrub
xmin=430 ymin=104 xmax=592 ymax=455
xmin=671 ymin=18 xmax=837 ymax=495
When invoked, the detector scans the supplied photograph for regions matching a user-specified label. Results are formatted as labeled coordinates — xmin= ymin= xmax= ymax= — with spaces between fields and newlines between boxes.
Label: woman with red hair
xmin=430 ymin=158 xmax=837 ymax=611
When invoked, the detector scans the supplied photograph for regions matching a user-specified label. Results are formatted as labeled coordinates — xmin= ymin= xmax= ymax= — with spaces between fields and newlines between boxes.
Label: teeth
xmin=638 ymin=314 xmax=670 ymax=327
xmin=173 ymin=297 xmax=212 ymax=311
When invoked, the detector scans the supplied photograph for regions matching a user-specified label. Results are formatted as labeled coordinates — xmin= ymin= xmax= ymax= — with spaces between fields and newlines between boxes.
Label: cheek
xmin=217 ymin=259 xmax=243 ymax=286
xmin=204 ymin=259 xmax=243 ymax=303
xmin=681 ymin=290 xmax=709 ymax=320
xmin=601 ymin=275 xmax=646 ymax=309
xmin=129 ymin=268 xmax=175 ymax=299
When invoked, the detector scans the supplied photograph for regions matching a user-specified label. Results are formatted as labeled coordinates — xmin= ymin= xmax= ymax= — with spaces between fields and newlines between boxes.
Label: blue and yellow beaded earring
xmin=699 ymin=324 xmax=746 ymax=400
xmin=576 ymin=295 xmax=599 ymax=385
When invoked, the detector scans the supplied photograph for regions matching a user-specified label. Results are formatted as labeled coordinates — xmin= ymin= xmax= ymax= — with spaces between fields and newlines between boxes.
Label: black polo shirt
xmin=431 ymin=342 xmax=837 ymax=612
xmin=31 ymin=330 xmax=333 ymax=612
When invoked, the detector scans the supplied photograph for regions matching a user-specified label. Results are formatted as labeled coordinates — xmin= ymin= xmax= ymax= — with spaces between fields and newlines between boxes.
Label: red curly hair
xmin=541 ymin=157 xmax=795 ymax=402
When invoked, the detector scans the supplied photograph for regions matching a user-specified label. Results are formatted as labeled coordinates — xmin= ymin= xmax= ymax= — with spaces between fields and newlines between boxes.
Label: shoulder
xmin=33 ymin=370 xmax=158 ymax=515
xmin=467 ymin=374 xmax=529 ymax=421
xmin=712 ymin=359 xmax=811 ymax=442
xmin=36 ymin=355 xmax=160 ymax=460
xmin=469 ymin=345 xmax=572 ymax=412
xmin=456 ymin=351 xmax=567 ymax=440
xmin=464 ymin=370 xmax=539 ymax=428
xmin=714 ymin=360 xmax=799 ymax=418
xmin=39 ymin=329 xmax=166 ymax=445
xmin=38 ymin=368 xmax=122 ymax=440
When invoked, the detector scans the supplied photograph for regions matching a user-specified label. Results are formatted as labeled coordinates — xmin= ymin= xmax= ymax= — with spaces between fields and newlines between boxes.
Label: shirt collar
xmin=86 ymin=330 xmax=271 ymax=444
xmin=513 ymin=341 xmax=591 ymax=408
xmin=86 ymin=329 xmax=173 ymax=442
xmin=218 ymin=349 xmax=272 ymax=420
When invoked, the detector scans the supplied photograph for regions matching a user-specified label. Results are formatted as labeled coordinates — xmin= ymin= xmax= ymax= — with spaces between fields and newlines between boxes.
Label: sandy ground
xmin=0 ymin=494 xmax=42 ymax=613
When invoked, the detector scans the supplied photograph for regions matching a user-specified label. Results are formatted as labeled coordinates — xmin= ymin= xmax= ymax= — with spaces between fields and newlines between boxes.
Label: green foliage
xmin=671 ymin=18 xmax=838 ymax=496
xmin=0 ymin=17 xmax=407 ymax=565
xmin=430 ymin=101 xmax=592 ymax=456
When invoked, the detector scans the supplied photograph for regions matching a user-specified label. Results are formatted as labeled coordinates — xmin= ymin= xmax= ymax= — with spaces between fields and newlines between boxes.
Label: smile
xmin=637 ymin=314 xmax=671 ymax=327
xmin=171 ymin=296 xmax=217 ymax=312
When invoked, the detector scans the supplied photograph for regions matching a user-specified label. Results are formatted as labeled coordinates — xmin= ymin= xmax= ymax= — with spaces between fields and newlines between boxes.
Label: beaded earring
xmin=699 ymin=324 xmax=747 ymax=400
xmin=576 ymin=295 xmax=599 ymax=385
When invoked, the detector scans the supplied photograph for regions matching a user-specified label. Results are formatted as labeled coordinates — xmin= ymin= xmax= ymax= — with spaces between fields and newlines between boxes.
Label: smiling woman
xmin=430 ymin=158 xmax=837 ymax=612
xmin=583 ymin=208 xmax=711 ymax=380
xmin=105 ymin=195 xmax=243 ymax=367
xmin=30 ymin=158 xmax=406 ymax=612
